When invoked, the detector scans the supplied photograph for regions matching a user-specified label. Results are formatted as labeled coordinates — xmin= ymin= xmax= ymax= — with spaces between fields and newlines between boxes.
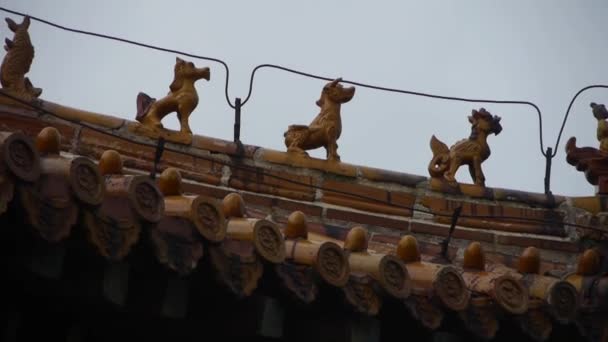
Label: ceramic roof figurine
xmin=284 ymin=78 xmax=355 ymax=162
xmin=133 ymin=57 xmax=210 ymax=144
xmin=428 ymin=108 xmax=502 ymax=187
xmin=0 ymin=16 xmax=42 ymax=101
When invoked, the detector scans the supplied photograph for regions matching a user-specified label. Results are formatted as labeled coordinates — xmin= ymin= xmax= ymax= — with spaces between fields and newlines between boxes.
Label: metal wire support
xmin=441 ymin=206 xmax=462 ymax=262
xmin=150 ymin=137 xmax=166 ymax=180
xmin=544 ymin=147 xmax=553 ymax=194
xmin=233 ymin=97 xmax=244 ymax=156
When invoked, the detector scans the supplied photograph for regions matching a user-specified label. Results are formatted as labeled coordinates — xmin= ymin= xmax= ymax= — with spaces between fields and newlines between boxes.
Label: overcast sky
xmin=4 ymin=1 xmax=608 ymax=196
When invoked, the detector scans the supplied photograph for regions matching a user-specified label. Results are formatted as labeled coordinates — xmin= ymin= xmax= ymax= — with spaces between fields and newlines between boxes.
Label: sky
xmin=3 ymin=0 xmax=608 ymax=196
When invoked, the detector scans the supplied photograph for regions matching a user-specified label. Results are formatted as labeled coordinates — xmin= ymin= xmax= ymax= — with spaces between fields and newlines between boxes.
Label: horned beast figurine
xmin=136 ymin=57 xmax=210 ymax=135
xmin=0 ymin=16 xmax=42 ymax=100
xmin=428 ymin=108 xmax=502 ymax=186
xmin=284 ymin=78 xmax=355 ymax=161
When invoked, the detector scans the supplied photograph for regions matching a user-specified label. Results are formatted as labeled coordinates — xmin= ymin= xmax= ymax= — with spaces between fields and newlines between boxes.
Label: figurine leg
xmin=140 ymin=109 xmax=163 ymax=129
xmin=287 ymin=146 xmax=308 ymax=155
xmin=444 ymin=159 xmax=459 ymax=183
xmin=286 ymin=130 xmax=310 ymax=156
xmin=326 ymin=126 xmax=340 ymax=162
xmin=468 ymin=164 xmax=477 ymax=184
xmin=472 ymin=157 xmax=485 ymax=186
xmin=177 ymin=111 xmax=192 ymax=134
xmin=326 ymin=143 xmax=340 ymax=161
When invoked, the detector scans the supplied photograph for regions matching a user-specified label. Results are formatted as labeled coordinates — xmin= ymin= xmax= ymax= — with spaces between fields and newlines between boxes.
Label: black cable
xmin=553 ymin=85 xmax=608 ymax=157
xmin=1 ymin=91 xmax=605 ymax=235
xmin=0 ymin=7 xmax=549 ymax=157
xmin=0 ymin=6 xmax=237 ymax=109
xmin=242 ymin=64 xmax=548 ymax=157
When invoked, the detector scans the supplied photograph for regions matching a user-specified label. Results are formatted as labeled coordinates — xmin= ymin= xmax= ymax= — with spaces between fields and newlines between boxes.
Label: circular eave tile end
xmin=493 ymin=275 xmax=529 ymax=314
xmin=192 ymin=196 xmax=226 ymax=242
xmin=379 ymin=254 xmax=411 ymax=299
xmin=253 ymin=219 xmax=285 ymax=264
xmin=435 ymin=265 xmax=470 ymax=311
xmin=549 ymin=280 xmax=579 ymax=323
xmin=3 ymin=132 xmax=40 ymax=182
xmin=316 ymin=241 xmax=350 ymax=287
xmin=130 ymin=176 xmax=164 ymax=223
xmin=70 ymin=156 xmax=104 ymax=206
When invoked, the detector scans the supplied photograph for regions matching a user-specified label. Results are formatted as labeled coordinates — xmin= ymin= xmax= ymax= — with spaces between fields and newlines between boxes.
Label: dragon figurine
xmin=428 ymin=108 xmax=502 ymax=186
xmin=0 ymin=16 xmax=42 ymax=100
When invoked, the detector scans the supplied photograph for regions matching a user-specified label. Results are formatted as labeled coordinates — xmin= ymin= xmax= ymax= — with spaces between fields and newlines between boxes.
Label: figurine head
xmin=469 ymin=108 xmax=502 ymax=136
xmin=316 ymin=78 xmax=355 ymax=107
xmin=170 ymin=57 xmax=211 ymax=91
xmin=6 ymin=16 xmax=30 ymax=33
xmin=591 ymin=102 xmax=608 ymax=120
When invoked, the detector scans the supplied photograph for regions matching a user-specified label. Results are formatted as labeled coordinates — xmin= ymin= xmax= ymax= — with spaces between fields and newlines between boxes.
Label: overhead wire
xmin=553 ymin=85 xmax=608 ymax=157
xmin=0 ymin=90 xmax=605 ymax=235
xmin=0 ymin=6 xmax=237 ymax=109
xmin=243 ymin=64 xmax=548 ymax=156
xmin=1 ymin=7 xmax=549 ymax=156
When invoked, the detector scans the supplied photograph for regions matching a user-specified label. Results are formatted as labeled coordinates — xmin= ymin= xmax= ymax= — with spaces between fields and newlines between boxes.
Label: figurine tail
xmin=136 ymin=92 xmax=156 ymax=122
xmin=428 ymin=135 xmax=449 ymax=177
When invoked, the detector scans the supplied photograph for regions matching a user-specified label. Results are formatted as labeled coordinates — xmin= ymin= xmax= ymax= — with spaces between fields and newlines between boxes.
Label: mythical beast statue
xmin=0 ymin=16 xmax=42 ymax=100
xmin=428 ymin=108 xmax=502 ymax=186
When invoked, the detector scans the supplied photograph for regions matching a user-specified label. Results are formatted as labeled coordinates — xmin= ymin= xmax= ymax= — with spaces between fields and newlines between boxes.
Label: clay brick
xmin=321 ymin=180 xmax=414 ymax=217
xmin=306 ymin=223 xmax=350 ymax=242
xmin=78 ymin=127 xmax=223 ymax=182
xmin=191 ymin=134 xmax=258 ymax=158
xmin=410 ymin=221 xmax=448 ymax=236
xmin=390 ymin=191 xmax=416 ymax=209
xmin=181 ymin=182 xmax=231 ymax=200
xmin=359 ymin=166 xmax=427 ymax=187
xmin=303 ymin=222 xmax=329 ymax=236
xmin=259 ymin=148 xmax=358 ymax=178
xmin=484 ymin=251 xmax=513 ymax=267
xmin=246 ymin=206 xmax=270 ymax=219
xmin=323 ymin=195 xmax=412 ymax=217
xmin=420 ymin=196 xmax=461 ymax=214
xmin=326 ymin=208 xmax=409 ymax=231
xmin=275 ymin=198 xmax=323 ymax=217
xmin=452 ymin=228 xmax=495 ymax=242
xmin=495 ymin=235 xmax=580 ymax=253
xmin=371 ymin=233 xmax=401 ymax=245
xmin=242 ymin=193 xmax=275 ymax=208
xmin=323 ymin=224 xmax=350 ymax=241
xmin=410 ymin=221 xmax=494 ymax=242
xmin=229 ymin=167 xmax=315 ymax=201
xmin=120 ymin=156 xmax=221 ymax=186
xmin=418 ymin=242 xmax=442 ymax=256
xmin=417 ymin=241 xmax=458 ymax=261
xmin=420 ymin=195 xmax=566 ymax=236
xmin=79 ymin=127 xmax=154 ymax=157
xmin=323 ymin=179 xmax=387 ymax=202
xmin=0 ymin=112 xmax=76 ymax=150
xmin=179 ymin=168 xmax=222 ymax=186
xmin=493 ymin=187 xmax=566 ymax=207
xmin=246 ymin=195 xmax=324 ymax=219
